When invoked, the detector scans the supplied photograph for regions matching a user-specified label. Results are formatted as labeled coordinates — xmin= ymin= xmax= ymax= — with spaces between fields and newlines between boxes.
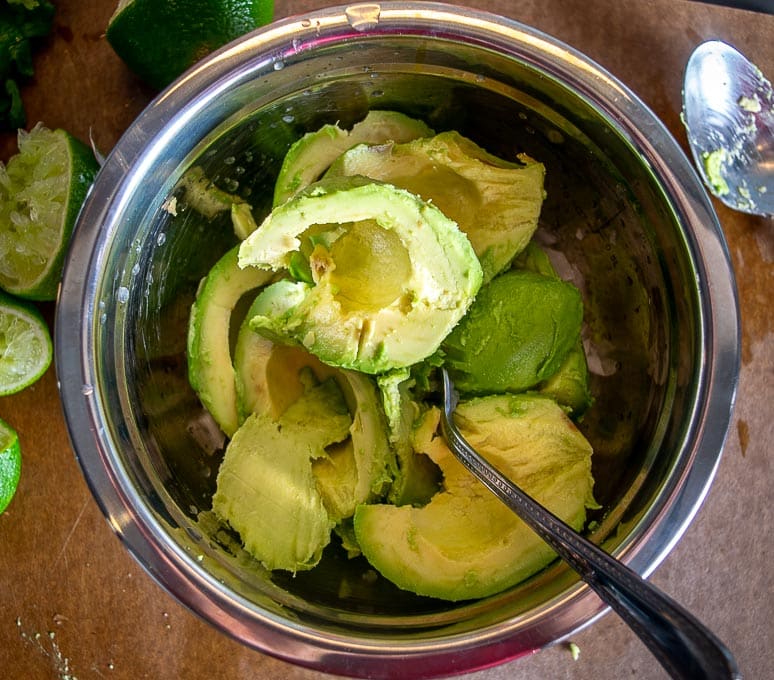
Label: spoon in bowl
xmin=682 ymin=40 xmax=773 ymax=217
xmin=439 ymin=368 xmax=740 ymax=680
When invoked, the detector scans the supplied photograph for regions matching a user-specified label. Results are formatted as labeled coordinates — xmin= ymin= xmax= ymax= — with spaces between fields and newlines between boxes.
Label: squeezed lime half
xmin=0 ymin=123 xmax=99 ymax=300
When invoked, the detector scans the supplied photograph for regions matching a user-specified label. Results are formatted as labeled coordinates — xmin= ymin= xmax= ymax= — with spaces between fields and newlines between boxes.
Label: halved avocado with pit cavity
xmin=238 ymin=176 xmax=483 ymax=374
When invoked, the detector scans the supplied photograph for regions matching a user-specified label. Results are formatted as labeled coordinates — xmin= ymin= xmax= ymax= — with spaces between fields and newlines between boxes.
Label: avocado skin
xmin=442 ymin=270 xmax=583 ymax=395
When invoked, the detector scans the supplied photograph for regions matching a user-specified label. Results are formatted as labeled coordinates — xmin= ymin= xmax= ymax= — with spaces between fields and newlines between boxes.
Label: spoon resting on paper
xmin=439 ymin=368 xmax=740 ymax=680
xmin=682 ymin=40 xmax=773 ymax=217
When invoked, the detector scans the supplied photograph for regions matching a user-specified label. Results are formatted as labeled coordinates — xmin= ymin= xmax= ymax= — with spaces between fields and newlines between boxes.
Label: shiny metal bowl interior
xmin=55 ymin=3 xmax=739 ymax=677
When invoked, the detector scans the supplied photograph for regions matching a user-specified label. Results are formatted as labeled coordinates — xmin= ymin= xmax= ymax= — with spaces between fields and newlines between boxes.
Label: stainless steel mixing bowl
xmin=55 ymin=3 xmax=739 ymax=677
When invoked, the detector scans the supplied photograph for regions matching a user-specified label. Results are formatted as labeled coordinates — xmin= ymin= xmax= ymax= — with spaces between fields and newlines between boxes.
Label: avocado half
xmin=238 ymin=176 xmax=483 ymax=373
xmin=354 ymin=395 xmax=597 ymax=601
xmin=326 ymin=130 xmax=546 ymax=282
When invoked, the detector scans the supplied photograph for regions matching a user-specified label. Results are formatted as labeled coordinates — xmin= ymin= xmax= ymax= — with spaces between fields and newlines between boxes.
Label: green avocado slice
xmin=238 ymin=176 xmax=483 ymax=373
xmin=326 ymin=131 xmax=546 ymax=282
xmin=212 ymin=376 xmax=352 ymax=573
xmin=186 ymin=245 xmax=274 ymax=436
xmin=513 ymin=241 xmax=593 ymax=416
xmin=273 ymin=110 xmax=434 ymax=207
xmin=354 ymin=395 xmax=597 ymax=601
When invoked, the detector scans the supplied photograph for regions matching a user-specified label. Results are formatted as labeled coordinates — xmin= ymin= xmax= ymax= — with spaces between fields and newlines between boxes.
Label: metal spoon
xmin=682 ymin=40 xmax=774 ymax=217
xmin=439 ymin=368 xmax=740 ymax=680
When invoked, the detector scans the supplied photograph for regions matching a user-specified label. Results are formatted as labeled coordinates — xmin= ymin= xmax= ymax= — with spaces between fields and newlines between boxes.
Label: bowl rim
xmin=54 ymin=2 xmax=740 ymax=677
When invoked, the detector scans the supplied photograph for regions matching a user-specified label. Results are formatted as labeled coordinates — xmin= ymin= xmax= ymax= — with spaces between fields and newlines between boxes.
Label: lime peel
xmin=0 ymin=417 xmax=22 ymax=514
xmin=107 ymin=0 xmax=275 ymax=90
xmin=0 ymin=290 xmax=53 ymax=395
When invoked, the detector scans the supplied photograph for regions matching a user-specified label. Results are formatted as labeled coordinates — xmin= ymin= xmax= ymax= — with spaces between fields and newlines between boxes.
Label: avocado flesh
xmin=354 ymin=395 xmax=597 ymax=601
xmin=186 ymin=245 xmax=274 ymax=436
xmin=212 ymin=376 xmax=351 ymax=572
xmin=273 ymin=110 xmax=434 ymax=206
xmin=326 ymin=131 xmax=546 ymax=282
xmin=442 ymin=269 xmax=584 ymax=395
xmin=513 ymin=242 xmax=593 ymax=416
xmin=238 ymin=177 xmax=483 ymax=373
xmin=377 ymin=369 xmax=441 ymax=506
xmin=233 ymin=308 xmax=394 ymax=515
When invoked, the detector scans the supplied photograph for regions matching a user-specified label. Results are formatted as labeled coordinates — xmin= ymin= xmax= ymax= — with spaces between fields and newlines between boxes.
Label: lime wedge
xmin=0 ymin=417 xmax=21 ymax=514
xmin=0 ymin=290 xmax=52 ymax=395
xmin=107 ymin=0 xmax=275 ymax=90
xmin=0 ymin=123 xmax=99 ymax=301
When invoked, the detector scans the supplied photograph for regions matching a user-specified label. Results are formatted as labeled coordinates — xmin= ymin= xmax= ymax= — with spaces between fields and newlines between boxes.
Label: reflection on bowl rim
xmin=54 ymin=2 xmax=739 ymax=677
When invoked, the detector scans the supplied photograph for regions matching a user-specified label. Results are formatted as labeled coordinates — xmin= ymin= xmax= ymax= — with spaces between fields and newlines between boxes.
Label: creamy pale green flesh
xmin=233 ymin=311 xmax=395 ymax=512
xmin=239 ymin=177 xmax=483 ymax=373
xmin=273 ymin=110 xmax=434 ymax=206
xmin=213 ymin=376 xmax=351 ymax=572
xmin=186 ymin=245 xmax=273 ymax=436
xmin=354 ymin=395 xmax=597 ymax=601
xmin=326 ymin=131 xmax=546 ymax=282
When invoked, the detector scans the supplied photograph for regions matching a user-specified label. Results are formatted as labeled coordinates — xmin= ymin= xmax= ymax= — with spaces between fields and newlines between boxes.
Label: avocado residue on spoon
xmin=186 ymin=110 xmax=598 ymax=600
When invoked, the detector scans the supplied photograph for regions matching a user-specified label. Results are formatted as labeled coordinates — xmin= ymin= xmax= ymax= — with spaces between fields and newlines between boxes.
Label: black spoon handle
xmin=440 ymin=369 xmax=741 ymax=680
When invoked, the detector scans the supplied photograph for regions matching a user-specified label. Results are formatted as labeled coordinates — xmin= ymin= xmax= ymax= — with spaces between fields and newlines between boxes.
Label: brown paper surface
xmin=0 ymin=1 xmax=771 ymax=678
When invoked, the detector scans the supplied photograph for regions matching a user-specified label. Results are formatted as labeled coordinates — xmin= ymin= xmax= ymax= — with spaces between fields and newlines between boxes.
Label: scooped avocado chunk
xmin=273 ymin=110 xmax=434 ymax=206
xmin=238 ymin=176 xmax=483 ymax=373
xmin=326 ymin=131 xmax=546 ymax=282
xmin=186 ymin=245 xmax=274 ymax=437
xmin=212 ymin=375 xmax=351 ymax=572
xmin=354 ymin=395 xmax=597 ymax=601
xmin=377 ymin=369 xmax=441 ymax=506
xmin=513 ymin=242 xmax=593 ymax=416
xmin=442 ymin=269 xmax=584 ymax=395
xmin=233 ymin=307 xmax=395 ymax=517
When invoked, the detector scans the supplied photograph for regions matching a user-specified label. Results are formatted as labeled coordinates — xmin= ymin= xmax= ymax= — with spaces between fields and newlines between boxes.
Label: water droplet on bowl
xmin=117 ymin=286 xmax=129 ymax=304
xmin=345 ymin=3 xmax=381 ymax=31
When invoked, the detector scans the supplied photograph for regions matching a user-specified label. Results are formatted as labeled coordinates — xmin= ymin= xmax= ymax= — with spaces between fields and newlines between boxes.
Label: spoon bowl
xmin=683 ymin=40 xmax=774 ymax=217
